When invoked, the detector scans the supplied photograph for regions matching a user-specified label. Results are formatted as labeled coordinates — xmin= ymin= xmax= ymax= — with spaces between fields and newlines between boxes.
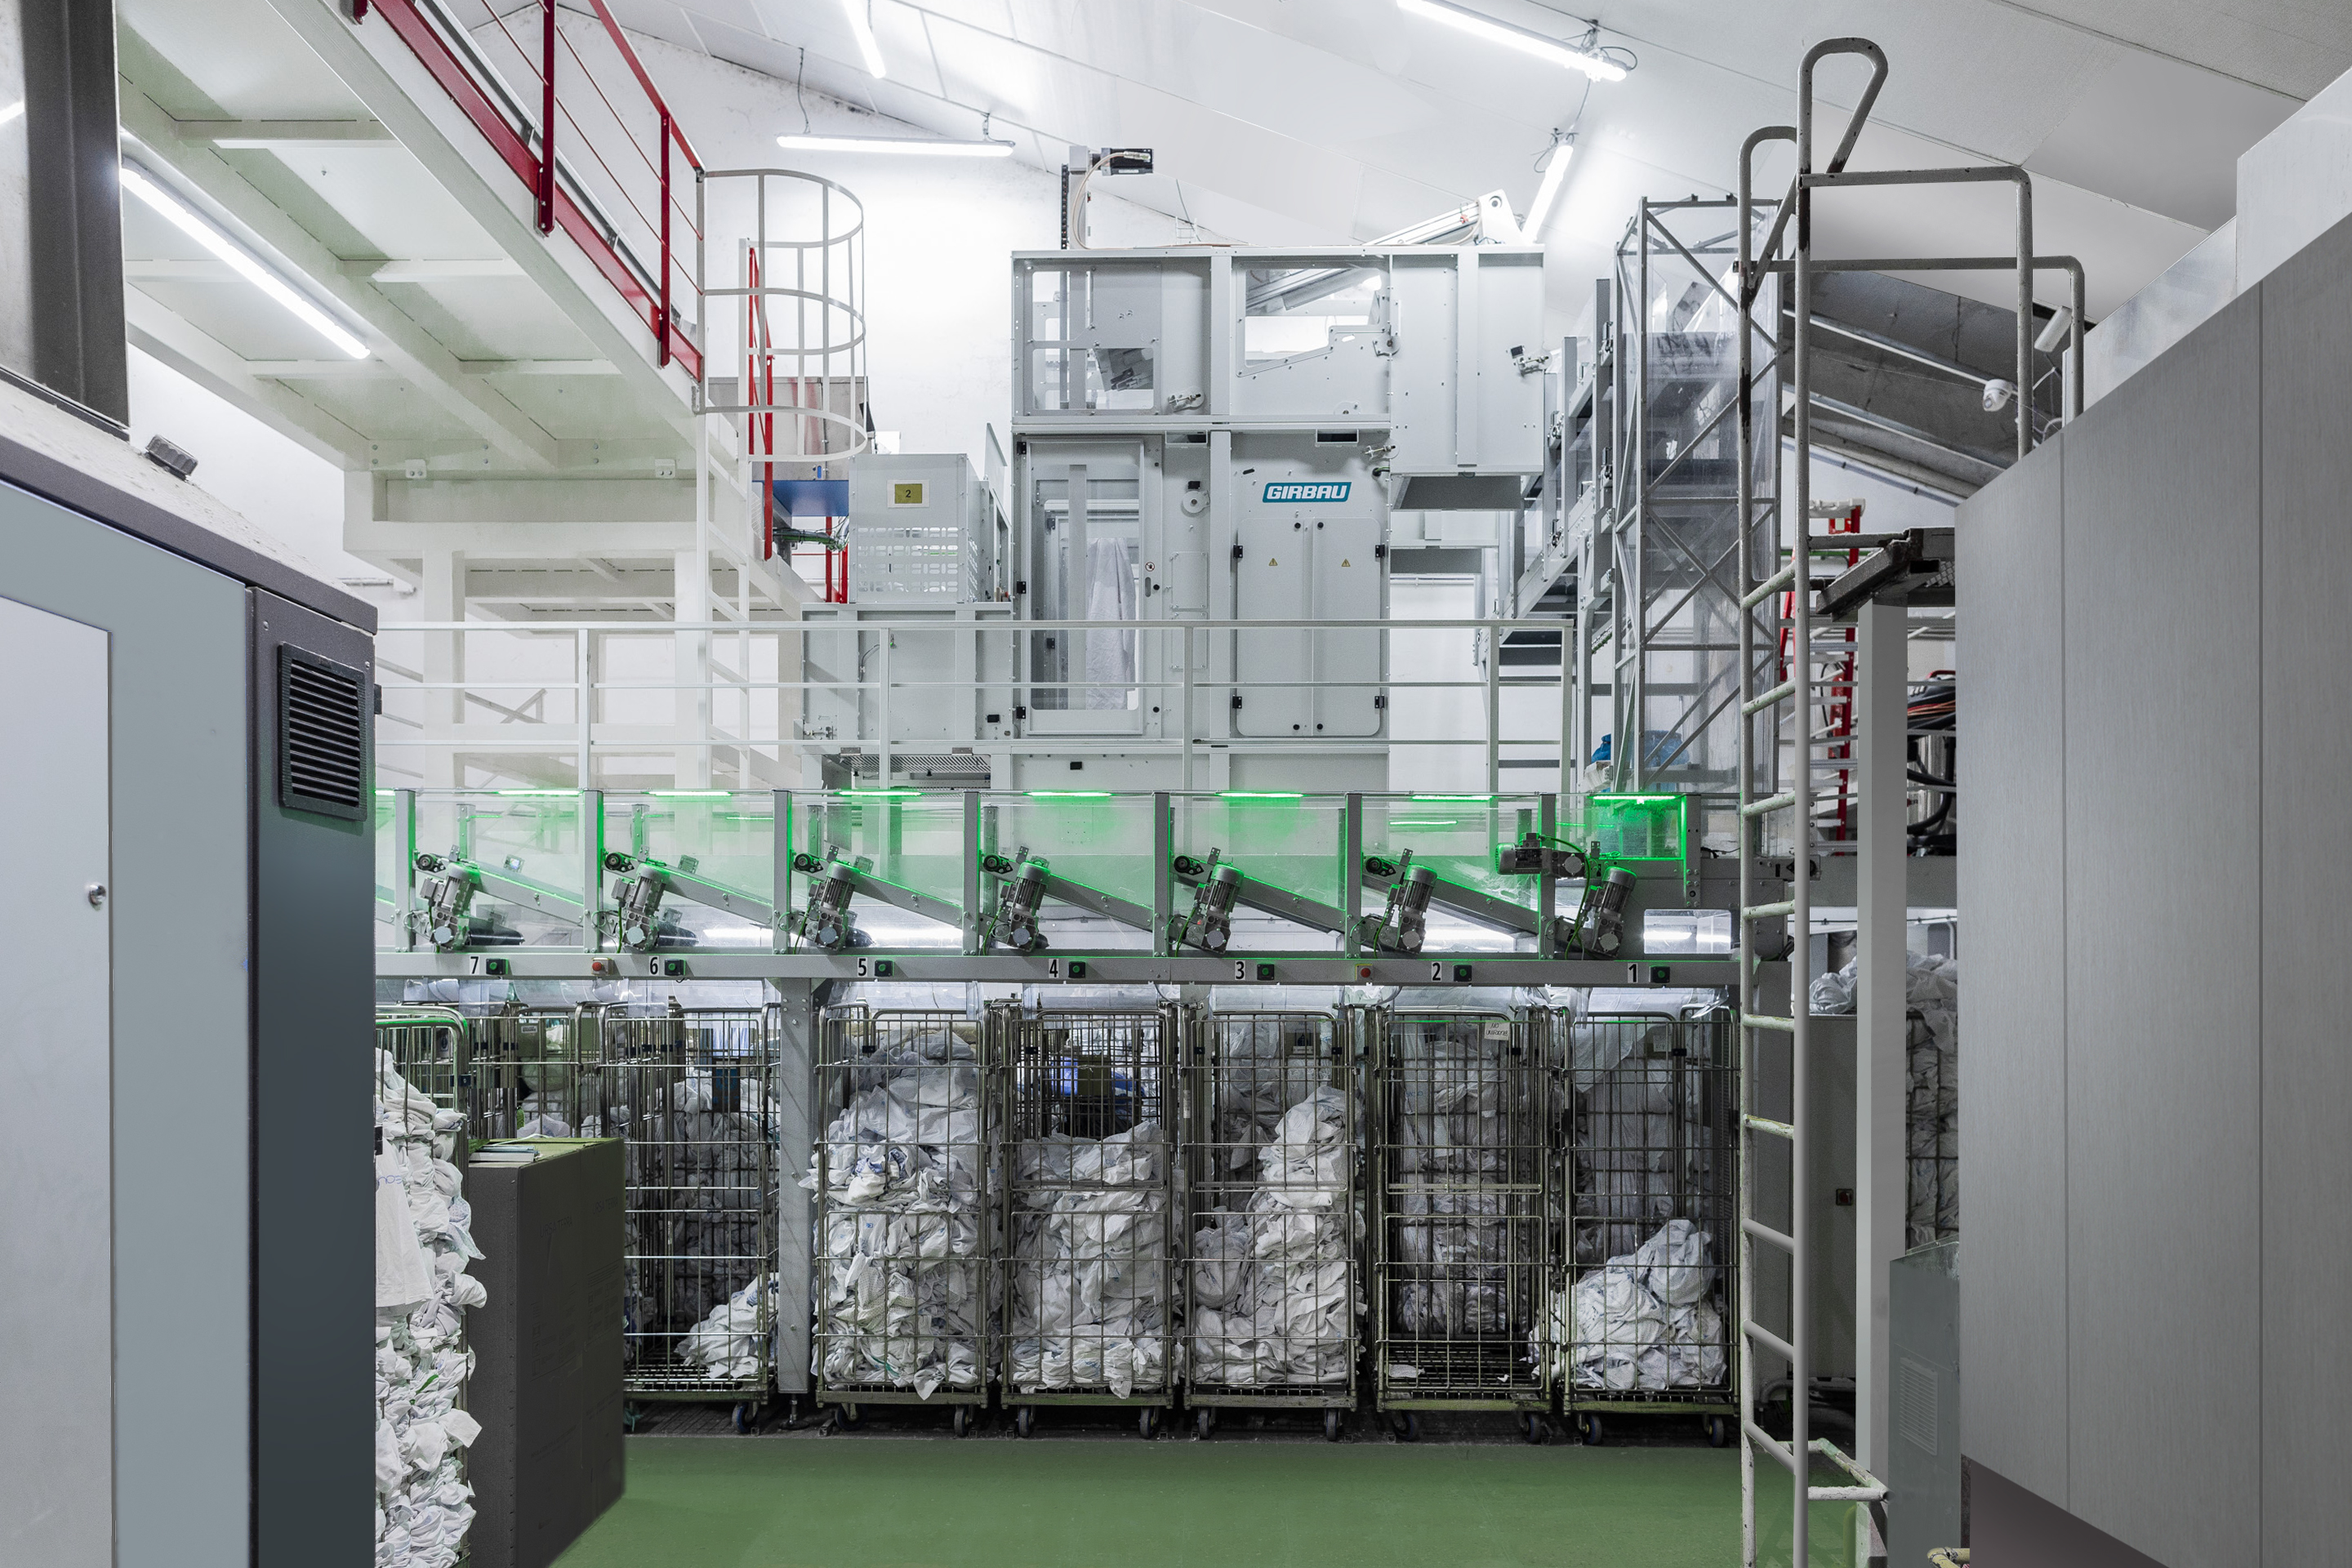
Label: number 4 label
xmin=1046 ymin=958 xmax=1062 ymax=981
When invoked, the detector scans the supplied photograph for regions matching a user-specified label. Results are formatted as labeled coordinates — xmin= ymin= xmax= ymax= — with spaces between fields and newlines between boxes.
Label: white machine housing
xmin=798 ymin=246 xmax=1548 ymax=792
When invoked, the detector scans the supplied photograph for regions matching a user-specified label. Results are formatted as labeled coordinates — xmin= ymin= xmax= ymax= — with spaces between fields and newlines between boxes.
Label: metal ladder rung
xmin=1740 ymin=792 xmax=1797 ymax=818
xmin=1741 ymin=1014 xmax=1795 ymax=1035
xmin=1742 ymin=564 xmax=1796 ymax=608
xmin=1743 ymin=681 xmax=1797 ymax=715
xmin=1743 ymin=1321 xmax=1797 ymax=1361
xmin=1744 ymin=1419 xmax=1796 ymax=1473
xmin=1742 ymin=901 xmax=1794 ymax=920
xmin=1807 ymin=1440 xmax=1891 ymax=1503
xmin=1741 ymin=1217 xmax=1796 ymax=1254
xmin=1744 ymin=1111 xmax=1795 ymax=1138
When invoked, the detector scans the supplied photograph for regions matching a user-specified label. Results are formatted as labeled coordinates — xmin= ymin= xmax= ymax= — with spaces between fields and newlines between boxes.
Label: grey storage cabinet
xmin=466 ymin=1139 xmax=627 ymax=1568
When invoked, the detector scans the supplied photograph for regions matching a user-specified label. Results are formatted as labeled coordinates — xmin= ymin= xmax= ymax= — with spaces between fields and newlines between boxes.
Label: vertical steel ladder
xmin=1732 ymin=39 xmax=1896 ymax=1566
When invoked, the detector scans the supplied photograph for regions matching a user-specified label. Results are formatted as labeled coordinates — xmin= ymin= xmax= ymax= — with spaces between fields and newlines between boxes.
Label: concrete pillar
xmin=1853 ymin=599 xmax=1908 ymax=1474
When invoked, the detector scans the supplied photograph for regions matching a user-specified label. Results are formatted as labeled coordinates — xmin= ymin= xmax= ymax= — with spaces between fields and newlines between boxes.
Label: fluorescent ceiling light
xmin=840 ymin=0 xmax=886 ymax=78
xmin=1396 ymin=0 xmax=1627 ymax=81
xmin=777 ymin=133 xmax=1013 ymax=157
xmin=1522 ymin=136 xmax=1575 ymax=238
xmin=0 ymin=101 xmax=24 ymax=126
xmin=118 ymin=164 xmax=368 ymax=359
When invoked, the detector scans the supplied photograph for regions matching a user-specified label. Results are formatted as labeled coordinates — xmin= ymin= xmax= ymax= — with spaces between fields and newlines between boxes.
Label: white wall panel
xmin=2257 ymin=211 xmax=2352 ymax=1565
xmin=2062 ymin=291 xmax=2262 ymax=1568
xmin=1955 ymin=435 xmax=2069 ymax=1503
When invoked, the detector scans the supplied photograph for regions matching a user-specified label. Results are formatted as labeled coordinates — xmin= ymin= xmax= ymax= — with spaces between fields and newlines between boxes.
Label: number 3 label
xmin=1234 ymin=960 xmax=1249 ymax=982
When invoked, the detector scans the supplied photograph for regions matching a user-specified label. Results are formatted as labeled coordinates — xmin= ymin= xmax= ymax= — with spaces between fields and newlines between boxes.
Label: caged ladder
xmin=1734 ymin=34 xmax=2074 ymax=1561
xmin=1731 ymin=39 xmax=1895 ymax=1566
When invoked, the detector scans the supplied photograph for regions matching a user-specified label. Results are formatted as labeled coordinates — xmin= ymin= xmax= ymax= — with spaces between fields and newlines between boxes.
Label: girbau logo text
xmin=1263 ymin=481 xmax=1350 ymax=502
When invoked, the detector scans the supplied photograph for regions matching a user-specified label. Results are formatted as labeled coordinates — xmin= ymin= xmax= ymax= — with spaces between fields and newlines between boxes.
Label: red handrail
xmin=362 ymin=0 xmax=703 ymax=381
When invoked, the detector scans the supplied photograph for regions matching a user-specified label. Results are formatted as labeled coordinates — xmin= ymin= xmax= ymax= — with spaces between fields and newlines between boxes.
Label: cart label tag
xmin=1482 ymin=1021 xmax=1512 ymax=1040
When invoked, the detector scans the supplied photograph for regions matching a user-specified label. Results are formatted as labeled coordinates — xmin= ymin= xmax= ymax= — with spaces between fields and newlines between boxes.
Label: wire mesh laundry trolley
xmin=464 ymin=1001 xmax=611 ymax=1142
xmin=374 ymin=1007 xmax=475 ymax=1135
xmin=1367 ymin=1004 xmax=1557 ymax=1441
xmin=1001 ymin=1000 xmax=1183 ymax=1437
xmin=1555 ymin=1009 xmax=1738 ymax=1446
xmin=1183 ymin=1008 xmax=1362 ymax=1440
xmin=810 ymin=1005 xmax=1000 ymax=1436
xmin=596 ymin=1004 xmax=781 ymax=1430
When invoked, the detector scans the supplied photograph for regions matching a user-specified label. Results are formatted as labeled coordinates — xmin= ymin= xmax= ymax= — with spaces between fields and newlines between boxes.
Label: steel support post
xmin=1853 ymin=599 xmax=1907 ymax=1476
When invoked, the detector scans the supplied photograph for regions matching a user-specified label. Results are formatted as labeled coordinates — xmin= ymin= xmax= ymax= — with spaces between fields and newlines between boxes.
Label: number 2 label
xmin=1430 ymin=961 xmax=1445 ymax=982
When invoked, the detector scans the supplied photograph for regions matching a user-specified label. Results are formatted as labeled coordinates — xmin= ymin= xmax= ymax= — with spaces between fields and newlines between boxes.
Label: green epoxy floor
xmin=552 ymin=1435 xmax=1798 ymax=1568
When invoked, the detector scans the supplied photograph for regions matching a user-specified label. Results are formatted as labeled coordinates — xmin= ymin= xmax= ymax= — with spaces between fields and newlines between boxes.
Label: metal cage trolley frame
xmin=375 ymin=1006 xmax=476 ymax=1140
xmin=464 ymin=1000 xmax=613 ymax=1143
xmin=811 ymin=1005 xmax=1000 ymax=1436
xmin=1555 ymin=1009 xmax=1737 ymax=1446
xmin=1368 ymin=1004 xmax=1557 ymax=1441
xmin=1001 ymin=1001 xmax=1183 ymax=1437
xmin=599 ymin=1004 xmax=781 ymax=1430
xmin=1183 ymin=1008 xmax=1362 ymax=1441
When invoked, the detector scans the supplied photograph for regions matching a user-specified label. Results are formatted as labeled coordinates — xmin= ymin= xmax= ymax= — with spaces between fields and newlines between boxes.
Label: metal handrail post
xmin=537 ymin=0 xmax=555 ymax=234
xmin=657 ymin=109 xmax=671 ymax=366
xmin=877 ymin=632 xmax=892 ymax=787
xmin=1485 ymin=631 xmax=1502 ymax=793
xmin=1631 ymin=198 xmax=1648 ymax=791
xmin=575 ymin=626 xmax=591 ymax=787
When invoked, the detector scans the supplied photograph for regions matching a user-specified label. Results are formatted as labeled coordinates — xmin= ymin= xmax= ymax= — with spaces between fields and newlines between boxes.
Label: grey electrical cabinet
xmin=0 ymin=389 xmax=377 ymax=1568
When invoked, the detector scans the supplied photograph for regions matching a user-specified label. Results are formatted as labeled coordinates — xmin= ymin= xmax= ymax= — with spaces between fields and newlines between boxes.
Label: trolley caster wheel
xmin=1704 ymin=1414 xmax=1731 ymax=1448
xmin=1196 ymin=1407 xmax=1216 ymax=1440
xmin=732 ymin=1402 xmax=754 ymax=1435
xmin=1139 ymin=1407 xmax=1160 ymax=1440
xmin=1014 ymin=1406 xmax=1034 ymax=1439
xmin=1578 ymin=1414 xmax=1605 ymax=1446
xmin=1324 ymin=1410 xmax=1343 ymax=1442
xmin=1395 ymin=1412 xmax=1420 ymax=1443
xmin=835 ymin=1403 xmax=862 ymax=1431
xmin=952 ymin=1406 xmax=972 ymax=1438
xmin=1524 ymin=1413 xmax=1548 ymax=1446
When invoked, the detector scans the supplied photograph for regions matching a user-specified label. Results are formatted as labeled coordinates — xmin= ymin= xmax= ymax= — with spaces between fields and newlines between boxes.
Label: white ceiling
xmin=552 ymin=0 xmax=2349 ymax=318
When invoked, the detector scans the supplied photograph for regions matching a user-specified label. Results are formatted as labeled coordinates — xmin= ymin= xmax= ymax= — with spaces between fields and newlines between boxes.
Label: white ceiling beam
xmin=121 ymin=86 xmax=564 ymax=470
xmin=458 ymin=359 xmax=620 ymax=376
xmin=260 ymin=0 xmax=700 ymax=440
xmin=122 ymin=289 xmax=372 ymax=469
xmin=346 ymin=257 xmax=527 ymax=282
xmin=126 ymin=256 xmax=238 ymax=280
xmin=172 ymin=116 xmax=396 ymax=146
xmin=246 ymin=358 xmax=402 ymax=378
